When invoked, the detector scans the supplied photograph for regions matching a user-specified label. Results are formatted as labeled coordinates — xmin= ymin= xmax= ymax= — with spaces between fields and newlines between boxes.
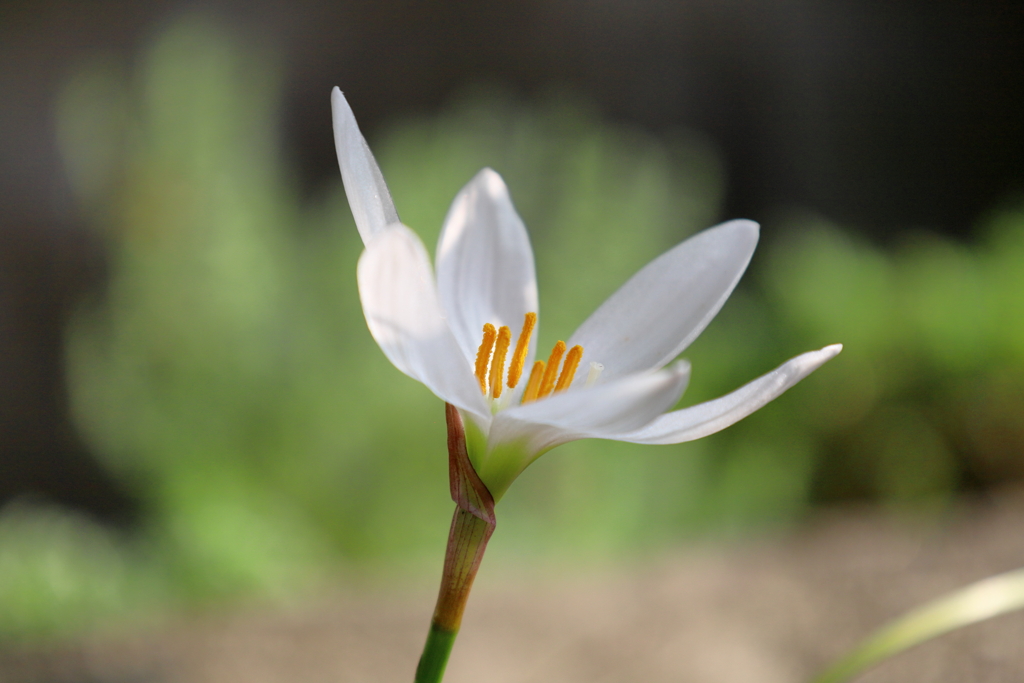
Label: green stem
xmin=415 ymin=622 xmax=457 ymax=683
xmin=414 ymin=404 xmax=496 ymax=683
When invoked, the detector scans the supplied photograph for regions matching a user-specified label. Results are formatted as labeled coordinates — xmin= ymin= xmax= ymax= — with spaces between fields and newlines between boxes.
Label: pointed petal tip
xmin=814 ymin=343 xmax=843 ymax=362
xmin=695 ymin=219 xmax=760 ymax=258
xmin=795 ymin=342 xmax=843 ymax=374
xmin=718 ymin=218 xmax=760 ymax=244
xmin=330 ymin=86 xmax=350 ymax=118
xmin=472 ymin=167 xmax=508 ymax=197
xmin=331 ymin=88 xmax=360 ymax=139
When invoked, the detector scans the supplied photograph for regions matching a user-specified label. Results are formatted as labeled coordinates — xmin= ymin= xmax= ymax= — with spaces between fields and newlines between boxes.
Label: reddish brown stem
xmin=414 ymin=405 xmax=496 ymax=681
xmin=433 ymin=403 xmax=495 ymax=631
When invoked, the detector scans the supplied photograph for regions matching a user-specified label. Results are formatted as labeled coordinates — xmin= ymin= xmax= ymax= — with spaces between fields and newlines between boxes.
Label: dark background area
xmin=2 ymin=0 xmax=1023 ymax=523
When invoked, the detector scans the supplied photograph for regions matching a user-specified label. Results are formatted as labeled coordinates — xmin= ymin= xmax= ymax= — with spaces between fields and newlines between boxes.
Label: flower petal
xmin=567 ymin=220 xmax=759 ymax=384
xmin=476 ymin=362 xmax=691 ymax=500
xmin=436 ymin=168 xmax=539 ymax=362
xmin=492 ymin=361 xmax=691 ymax=453
xmin=611 ymin=344 xmax=842 ymax=444
xmin=332 ymin=87 xmax=400 ymax=245
xmin=357 ymin=224 xmax=489 ymax=421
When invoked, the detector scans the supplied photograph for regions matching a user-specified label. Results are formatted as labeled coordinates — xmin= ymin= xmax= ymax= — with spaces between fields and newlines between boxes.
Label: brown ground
xmin=3 ymin=493 xmax=1024 ymax=683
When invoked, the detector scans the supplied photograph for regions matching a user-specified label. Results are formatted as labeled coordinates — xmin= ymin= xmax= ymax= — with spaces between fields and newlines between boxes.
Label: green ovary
xmin=463 ymin=418 xmax=541 ymax=503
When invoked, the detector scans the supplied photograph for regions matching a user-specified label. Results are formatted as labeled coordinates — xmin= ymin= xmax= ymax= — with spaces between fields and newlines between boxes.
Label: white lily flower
xmin=332 ymin=88 xmax=841 ymax=502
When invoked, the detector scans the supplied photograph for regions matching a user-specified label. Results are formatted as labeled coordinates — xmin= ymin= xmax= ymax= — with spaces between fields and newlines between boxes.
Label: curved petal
xmin=332 ymin=88 xmax=400 ymax=245
xmin=436 ymin=168 xmax=539 ymax=362
xmin=475 ymin=362 xmax=691 ymax=500
xmin=491 ymin=361 xmax=691 ymax=453
xmin=567 ymin=220 xmax=759 ymax=384
xmin=357 ymin=224 xmax=489 ymax=422
xmin=611 ymin=344 xmax=842 ymax=444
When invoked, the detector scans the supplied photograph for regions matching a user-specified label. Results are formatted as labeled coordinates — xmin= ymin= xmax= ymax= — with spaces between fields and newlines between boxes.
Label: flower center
xmin=473 ymin=312 xmax=584 ymax=404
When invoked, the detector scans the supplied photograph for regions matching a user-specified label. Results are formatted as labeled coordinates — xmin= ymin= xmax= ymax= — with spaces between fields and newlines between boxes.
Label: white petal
xmin=332 ymin=87 xmax=400 ymax=245
xmin=612 ymin=344 xmax=842 ymax=444
xmin=489 ymin=361 xmax=691 ymax=455
xmin=436 ymin=168 xmax=539 ymax=362
xmin=357 ymin=224 xmax=489 ymax=421
xmin=567 ymin=220 xmax=759 ymax=384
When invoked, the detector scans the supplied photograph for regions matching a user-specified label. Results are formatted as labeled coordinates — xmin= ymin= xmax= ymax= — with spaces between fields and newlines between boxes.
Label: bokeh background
xmin=1 ymin=0 xmax=1023 ymax=644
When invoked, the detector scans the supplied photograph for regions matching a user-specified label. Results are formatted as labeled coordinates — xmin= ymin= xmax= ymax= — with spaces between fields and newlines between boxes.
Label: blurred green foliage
xmin=2 ymin=15 xmax=1021 ymax=638
xmin=765 ymin=211 xmax=1024 ymax=504
xmin=0 ymin=501 xmax=164 ymax=639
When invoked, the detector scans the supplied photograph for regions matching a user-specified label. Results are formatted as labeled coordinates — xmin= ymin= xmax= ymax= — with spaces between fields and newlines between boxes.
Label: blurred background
xmin=1 ymin=0 xmax=1023 ymax=646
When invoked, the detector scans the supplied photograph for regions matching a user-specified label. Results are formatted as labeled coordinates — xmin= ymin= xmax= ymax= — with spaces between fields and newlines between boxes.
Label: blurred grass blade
xmin=812 ymin=566 xmax=1024 ymax=683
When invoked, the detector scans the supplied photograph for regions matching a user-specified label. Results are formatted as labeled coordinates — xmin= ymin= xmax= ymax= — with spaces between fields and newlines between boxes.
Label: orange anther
xmin=554 ymin=345 xmax=583 ymax=393
xmin=521 ymin=361 xmax=546 ymax=404
xmin=537 ymin=341 xmax=566 ymax=399
xmin=489 ymin=326 xmax=512 ymax=399
xmin=507 ymin=312 xmax=537 ymax=389
xmin=474 ymin=324 xmax=497 ymax=394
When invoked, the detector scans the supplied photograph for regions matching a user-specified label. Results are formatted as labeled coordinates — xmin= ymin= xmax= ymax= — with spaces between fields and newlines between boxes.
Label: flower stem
xmin=414 ymin=404 xmax=496 ymax=683
xmin=415 ymin=623 xmax=457 ymax=683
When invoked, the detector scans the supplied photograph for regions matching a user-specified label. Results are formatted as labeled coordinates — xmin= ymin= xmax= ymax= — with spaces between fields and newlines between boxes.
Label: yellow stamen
xmin=554 ymin=345 xmax=584 ymax=393
xmin=489 ymin=326 xmax=512 ymax=398
xmin=474 ymin=323 xmax=497 ymax=394
xmin=506 ymin=312 xmax=537 ymax=389
xmin=521 ymin=361 xmax=545 ymax=404
xmin=537 ymin=341 xmax=566 ymax=399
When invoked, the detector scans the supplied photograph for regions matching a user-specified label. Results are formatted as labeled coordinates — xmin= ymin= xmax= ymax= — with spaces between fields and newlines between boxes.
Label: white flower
xmin=332 ymin=88 xmax=842 ymax=502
